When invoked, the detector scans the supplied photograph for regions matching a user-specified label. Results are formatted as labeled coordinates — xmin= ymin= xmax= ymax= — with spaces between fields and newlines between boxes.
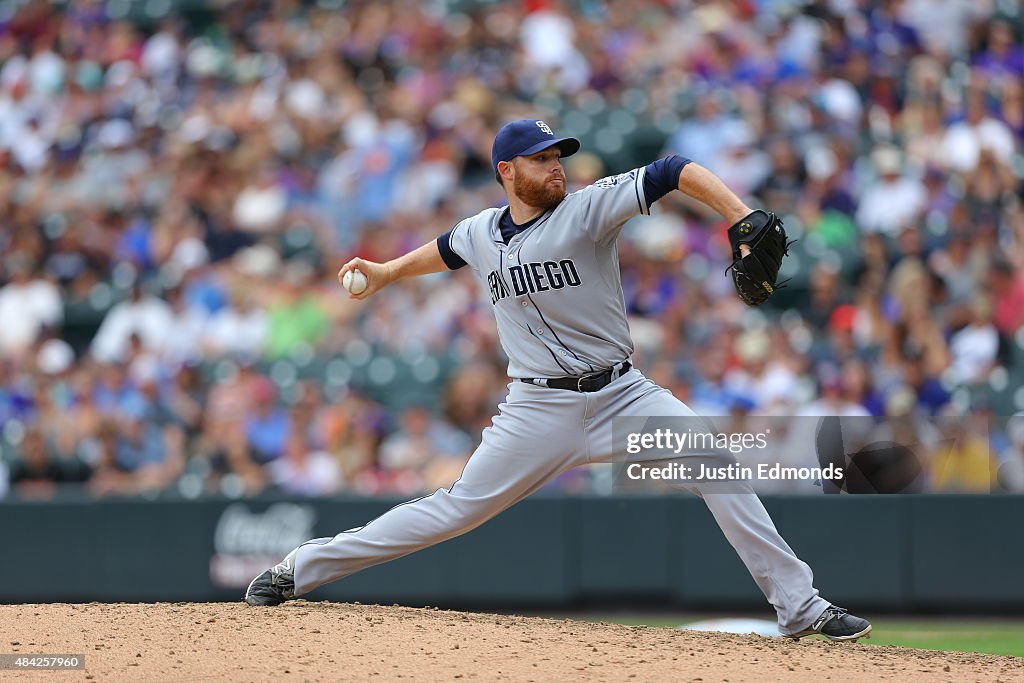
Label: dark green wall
xmin=3 ymin=495 xmax=1022 ymax=612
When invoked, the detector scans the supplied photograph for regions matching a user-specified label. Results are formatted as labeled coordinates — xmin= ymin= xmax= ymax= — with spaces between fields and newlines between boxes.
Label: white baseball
xmin=342 ymin=268 xmax=368 ymax=294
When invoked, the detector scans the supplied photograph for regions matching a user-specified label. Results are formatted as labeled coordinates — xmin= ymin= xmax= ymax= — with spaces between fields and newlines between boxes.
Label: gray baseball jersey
xmin=439 ymin=165 xmax=662 ymax=379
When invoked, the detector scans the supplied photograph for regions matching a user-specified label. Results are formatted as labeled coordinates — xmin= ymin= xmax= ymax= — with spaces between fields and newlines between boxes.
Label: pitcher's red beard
xmin=513 ymin=172 xmax=566 ymax=210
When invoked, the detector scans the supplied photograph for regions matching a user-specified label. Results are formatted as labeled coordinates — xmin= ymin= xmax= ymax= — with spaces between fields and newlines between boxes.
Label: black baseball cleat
xmin=785 ymin=605 xmax=872 ymax=642
xmin=244 ymin=549 xmax=297 ymax=606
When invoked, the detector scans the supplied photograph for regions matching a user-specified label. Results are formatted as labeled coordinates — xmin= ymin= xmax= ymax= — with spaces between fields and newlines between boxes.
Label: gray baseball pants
xmin=292 ymin=369 xmax=829 ymax=634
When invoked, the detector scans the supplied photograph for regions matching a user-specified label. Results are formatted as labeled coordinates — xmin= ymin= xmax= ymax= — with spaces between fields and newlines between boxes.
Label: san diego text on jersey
xmin=487 ymin=259 xmax=581 ymax=305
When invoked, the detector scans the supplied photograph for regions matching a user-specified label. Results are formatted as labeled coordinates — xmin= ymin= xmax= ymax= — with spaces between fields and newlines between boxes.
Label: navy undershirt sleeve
xmin=643 ymin=155 xmax=691 ymax=209
xmin=436 ymin=230 xmax=467 ymax=270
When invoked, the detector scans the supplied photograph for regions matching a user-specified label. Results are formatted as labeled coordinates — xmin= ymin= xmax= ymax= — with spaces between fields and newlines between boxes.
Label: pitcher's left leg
xmin=689 ymin=484 xmax=828 ymax=634
xmin=585 ymin=370 xmax=831 ymax=635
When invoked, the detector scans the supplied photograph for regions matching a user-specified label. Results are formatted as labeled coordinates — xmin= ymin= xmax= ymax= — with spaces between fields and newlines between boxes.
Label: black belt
xmin=519 ymin=361 xmax=632 ymax=393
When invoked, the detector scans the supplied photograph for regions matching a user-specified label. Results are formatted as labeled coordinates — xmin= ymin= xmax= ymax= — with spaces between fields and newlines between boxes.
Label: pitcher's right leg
xmin=290 ymin=440 xmax=568 ymax=597
xmin=246 ymin=381 xmax=586 ymax=604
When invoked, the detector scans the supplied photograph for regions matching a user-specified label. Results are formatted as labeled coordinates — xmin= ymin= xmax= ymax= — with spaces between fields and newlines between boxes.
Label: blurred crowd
xmin=1 ymin=0 xmax=1022 ymax=501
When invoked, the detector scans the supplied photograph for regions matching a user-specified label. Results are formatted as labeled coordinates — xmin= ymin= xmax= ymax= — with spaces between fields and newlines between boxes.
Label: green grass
xmin=857 ymin=620 xmax=1024 ymax=658
xmin=567 ymin=615 xmax=1024 ymax=658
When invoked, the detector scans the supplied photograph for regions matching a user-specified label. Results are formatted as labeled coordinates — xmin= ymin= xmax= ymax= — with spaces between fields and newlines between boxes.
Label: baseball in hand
xmin=342 ymin=268 xmax=368 ymax=294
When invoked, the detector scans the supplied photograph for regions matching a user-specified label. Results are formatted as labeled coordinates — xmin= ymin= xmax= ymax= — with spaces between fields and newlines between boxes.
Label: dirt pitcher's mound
xmin=3 ymin=603 xmax=1022 ymax=682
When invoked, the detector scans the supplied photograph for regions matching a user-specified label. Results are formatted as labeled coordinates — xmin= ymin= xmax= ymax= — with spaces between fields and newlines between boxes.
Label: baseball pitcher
xmin=245 ymin=119 xmax=871 ymax=642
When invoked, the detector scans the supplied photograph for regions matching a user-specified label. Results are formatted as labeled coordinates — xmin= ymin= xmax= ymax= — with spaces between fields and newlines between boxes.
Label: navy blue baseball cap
xmin=491 ymin=119 xmax=580 ymax=171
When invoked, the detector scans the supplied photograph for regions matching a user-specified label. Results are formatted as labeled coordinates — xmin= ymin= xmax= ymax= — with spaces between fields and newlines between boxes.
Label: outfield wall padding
xmin=2 ymin=494 xmax=1021 ymax=611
